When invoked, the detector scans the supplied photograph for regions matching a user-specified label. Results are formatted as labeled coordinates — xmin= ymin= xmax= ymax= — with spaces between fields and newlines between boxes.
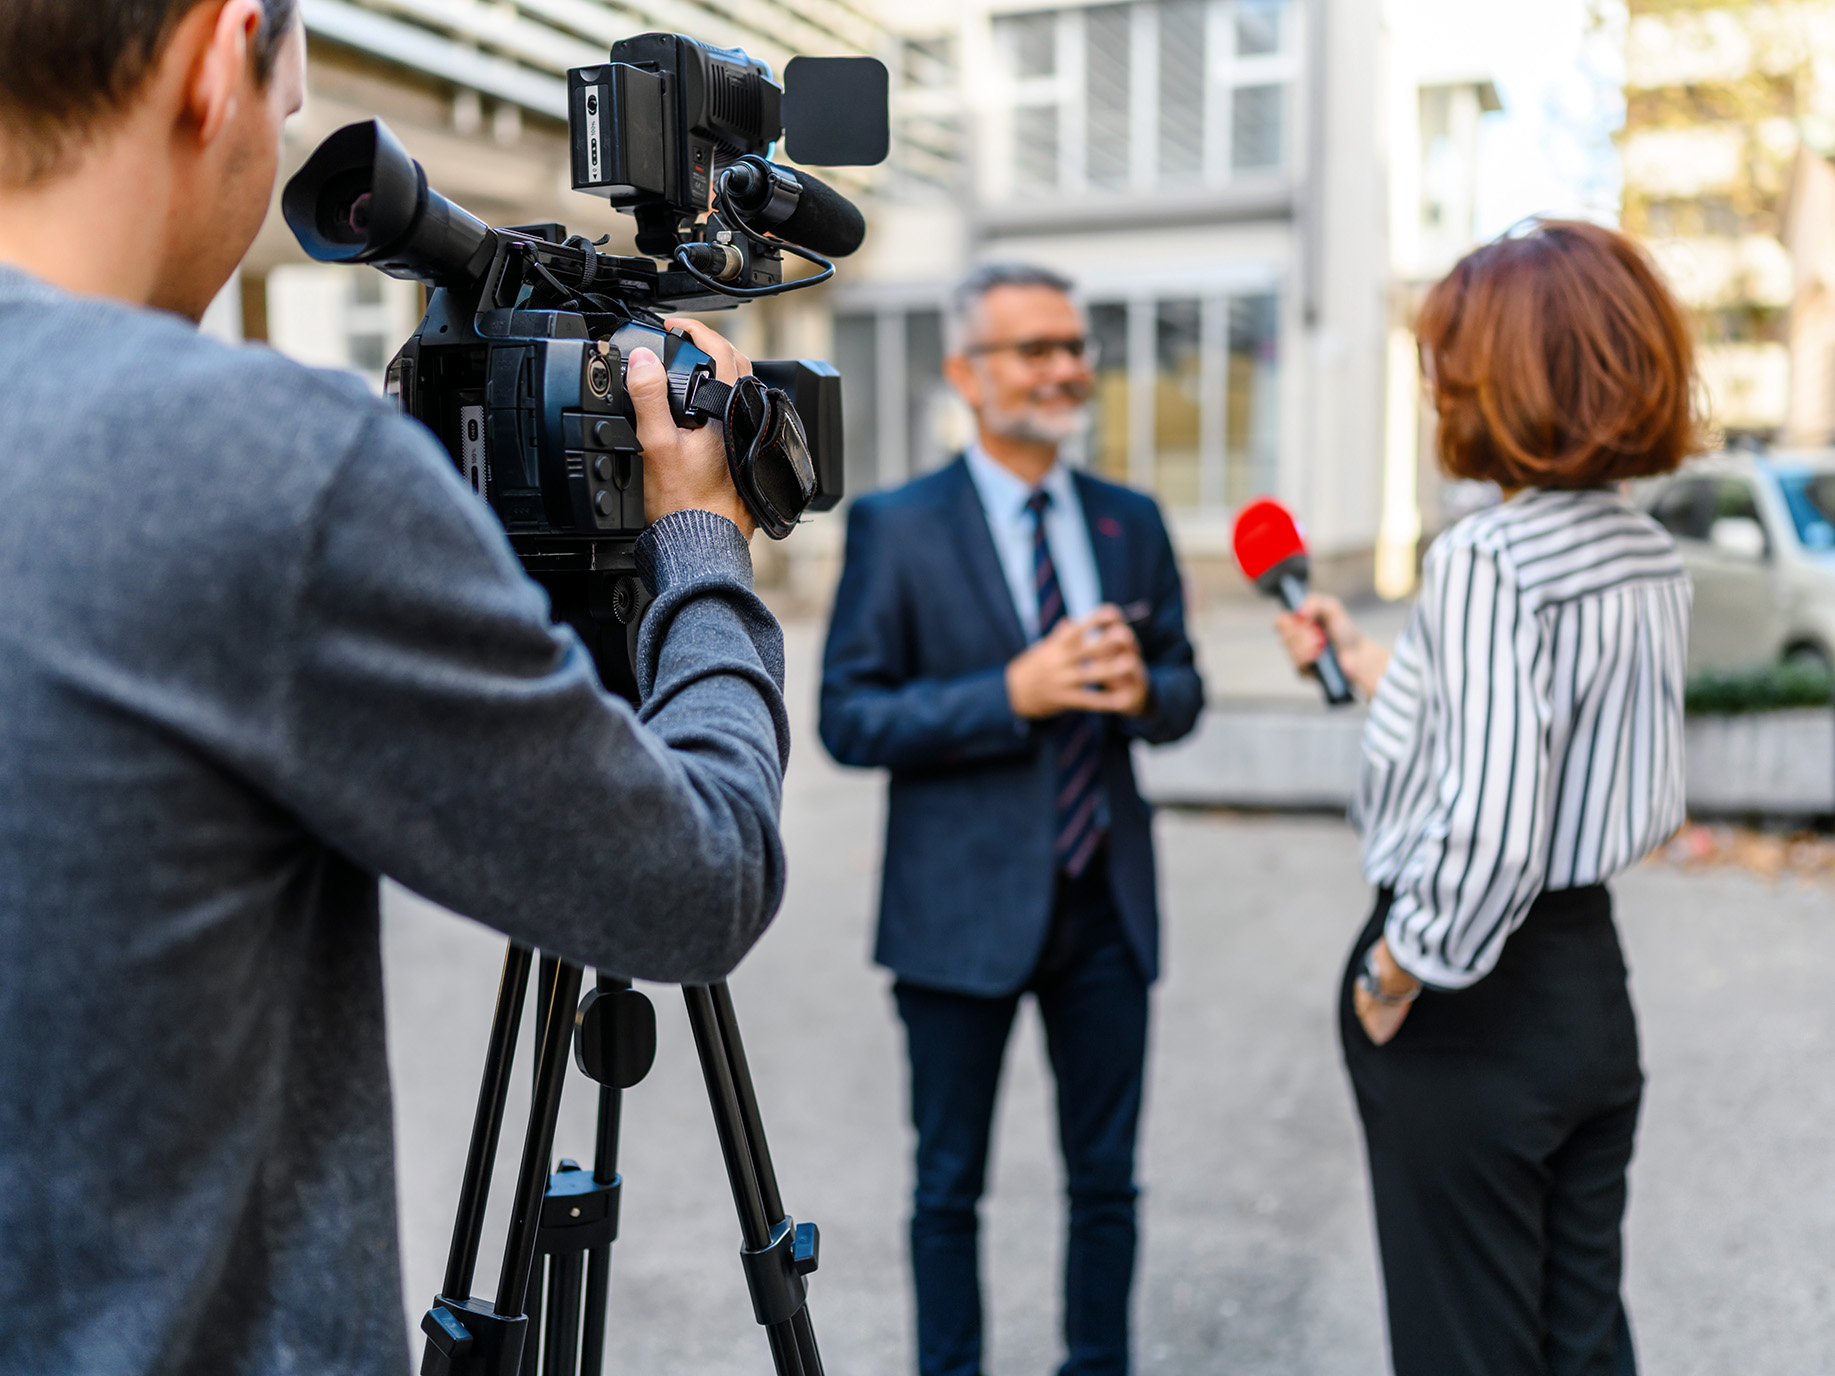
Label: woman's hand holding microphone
xmin=1271 ymin=594 xmax=1419 ymax=1041
xmin=1272 ymin=593 xmax=1391 ymax=699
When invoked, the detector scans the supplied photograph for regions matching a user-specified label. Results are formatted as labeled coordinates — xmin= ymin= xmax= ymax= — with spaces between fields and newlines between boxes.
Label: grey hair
xmin=945 ymin=261 xmax=1079 ymax=355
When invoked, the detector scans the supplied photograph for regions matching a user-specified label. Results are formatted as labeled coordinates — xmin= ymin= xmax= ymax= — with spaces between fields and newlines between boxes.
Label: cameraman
xmin=0 ymin=3 xmax=789 ymax=1373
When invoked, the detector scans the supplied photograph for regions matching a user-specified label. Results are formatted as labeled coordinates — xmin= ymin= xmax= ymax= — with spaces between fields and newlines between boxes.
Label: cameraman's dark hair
xmin=0 ymin=0 xmax=299 ymax=187
xmin=947 ymin=261 xmax=1078 ymax=354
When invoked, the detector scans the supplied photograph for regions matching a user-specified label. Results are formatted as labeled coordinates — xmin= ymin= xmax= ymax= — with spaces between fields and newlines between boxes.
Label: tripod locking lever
xmin=421 ymin=1307 xmax=471 ymax=1366
xmin=417 ymin=1296 xmax=527 ymax=1376
xmin=741 ymin=1216 xmax=821 ymax=1327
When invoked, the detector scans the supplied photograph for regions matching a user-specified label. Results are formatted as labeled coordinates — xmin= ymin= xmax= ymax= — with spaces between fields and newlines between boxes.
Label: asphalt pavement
xmin=382 ymin=619 xmax=1835 ymax=1375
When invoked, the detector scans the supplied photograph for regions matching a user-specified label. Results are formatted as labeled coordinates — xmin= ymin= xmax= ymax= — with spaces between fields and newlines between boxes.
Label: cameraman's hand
xmin=1007 ymin=606 xmax=1151 ymax=719
xmin=632 ymin=317 xmax=755 ymax=539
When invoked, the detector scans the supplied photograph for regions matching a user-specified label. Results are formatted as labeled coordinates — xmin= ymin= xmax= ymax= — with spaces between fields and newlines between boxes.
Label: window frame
xmin=983 ymin=0 xmax=1302 ymax=204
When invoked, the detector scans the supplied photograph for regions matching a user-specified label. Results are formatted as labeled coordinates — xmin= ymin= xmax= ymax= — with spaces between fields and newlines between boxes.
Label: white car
xmin=1639 ymin=450 xmax=1835 ymax=673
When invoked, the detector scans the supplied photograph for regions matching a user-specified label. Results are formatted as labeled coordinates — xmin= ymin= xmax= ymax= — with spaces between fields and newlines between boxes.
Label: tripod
xmin=417 ymin=949 xmax=824 ymax=1376
xmin=416 ymin=571 xmax=822 ymax=1376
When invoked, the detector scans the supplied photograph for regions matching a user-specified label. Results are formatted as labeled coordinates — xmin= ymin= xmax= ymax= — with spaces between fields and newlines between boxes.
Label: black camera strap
xmin=684 ymin=377 xmax=817 ymax=540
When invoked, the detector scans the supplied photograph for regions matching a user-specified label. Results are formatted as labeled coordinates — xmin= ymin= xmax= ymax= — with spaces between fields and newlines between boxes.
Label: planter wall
xmin=1682 ymin=709 xmax=1833 ymax=814
xmin=1138 ymin=705 xmax=1366 ymax=810
xmin=1138 ymin=705 xmax=1835 ymax=817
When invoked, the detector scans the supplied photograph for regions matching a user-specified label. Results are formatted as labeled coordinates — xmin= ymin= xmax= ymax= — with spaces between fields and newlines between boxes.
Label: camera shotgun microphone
xmin=1232 ymin=497 xmax=1356 ymax=707
xmin=718 ymin=157 xmax=867 ymax=257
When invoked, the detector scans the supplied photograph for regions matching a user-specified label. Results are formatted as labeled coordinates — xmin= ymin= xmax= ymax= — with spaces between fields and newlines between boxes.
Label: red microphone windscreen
xmin=1231 ymin=498 xmax=1307 ymax=581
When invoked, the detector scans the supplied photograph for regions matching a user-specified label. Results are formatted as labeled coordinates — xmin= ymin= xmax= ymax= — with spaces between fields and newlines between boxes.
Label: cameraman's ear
xmin=185 ymin=0 xmax=267 ymax=146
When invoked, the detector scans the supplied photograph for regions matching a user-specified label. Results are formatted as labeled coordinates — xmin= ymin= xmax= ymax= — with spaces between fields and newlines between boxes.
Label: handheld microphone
xmin=719 ymin=158 xmax=867 ymax=257
xmin=1231 ymin=498 xmax=1356 ymax=707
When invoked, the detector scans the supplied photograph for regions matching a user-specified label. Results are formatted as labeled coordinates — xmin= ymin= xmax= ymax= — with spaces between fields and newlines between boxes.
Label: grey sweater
xmin=0 ymin=267 xmax=790 ymax=1374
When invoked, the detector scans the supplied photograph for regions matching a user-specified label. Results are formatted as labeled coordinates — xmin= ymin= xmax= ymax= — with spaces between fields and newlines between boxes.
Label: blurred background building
xmin=1620 ymin=0 xmax=1835 ymax=443
xmin=237 ymin=0 xmax=1507 ymax=604
xmin=841 ymin=0 xmax=1501 ymax=601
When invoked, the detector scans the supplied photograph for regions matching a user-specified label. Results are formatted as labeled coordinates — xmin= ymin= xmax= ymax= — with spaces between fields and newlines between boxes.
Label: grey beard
xmin=982 ymin=400 xmax=1091 ymax=447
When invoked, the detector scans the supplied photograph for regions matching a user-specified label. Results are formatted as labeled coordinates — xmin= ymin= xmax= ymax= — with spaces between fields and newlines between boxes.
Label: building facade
xmin=845 ymin=0 xmax=1498 ymax=601
xmin=1621 ymin=0 xmax=1835 ymax=443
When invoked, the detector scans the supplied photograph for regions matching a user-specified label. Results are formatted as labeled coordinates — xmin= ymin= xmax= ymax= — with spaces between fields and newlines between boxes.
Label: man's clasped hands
xmin=1004 ymin=605 xmax=1151 ymax=720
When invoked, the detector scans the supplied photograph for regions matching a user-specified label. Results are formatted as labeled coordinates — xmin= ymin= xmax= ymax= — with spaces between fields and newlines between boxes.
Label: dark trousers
xmin=1341 ymin=885 xmax=1643 ymax=1376
xmin=894 ymin=857 xmax=1149 ymax=1376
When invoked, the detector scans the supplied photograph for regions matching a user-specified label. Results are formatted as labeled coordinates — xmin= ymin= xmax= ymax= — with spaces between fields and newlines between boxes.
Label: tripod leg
xmin=709 ymin=983 xmax=825 ymax=1376
xmin=519 ymin=1262 xmax=546 ymax=1376
xmin=708 ymin=984 xmax=787 ymax=1224
xmin=494 ymin=958 xmax=585 ymax=1319
xmin=574 ymin=1079 xmax=620 ymax=1376
xmin=542 ymin=1249 xmax=585 ymax=1376
xmin=579 ymin=969 xmax=630 ymax=1376
xmin=683 ymin=984 xmax=817 ymax=1376
xmin=579 ymin=1245 xmax=611 ymax=1376
xmin=441 ymin=943 xmax=535 ymax=1303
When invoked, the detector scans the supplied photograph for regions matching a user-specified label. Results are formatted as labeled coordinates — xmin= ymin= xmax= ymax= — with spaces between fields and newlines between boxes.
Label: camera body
xmin=390 ymin=270 xmax=842 ymax=559
xmin=283 ymin=39 xmax=885 ymax=584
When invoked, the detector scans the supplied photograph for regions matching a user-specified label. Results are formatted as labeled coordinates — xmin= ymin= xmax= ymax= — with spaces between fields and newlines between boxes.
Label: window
xmin=1226 ymin=293 xmax=1280 ymax=504
xmin=1651 ymin=477 xmax=1766 ymax=547
xmin=1234 ymin=0 xmax=1283 ymax=54
xmin=832 ymin=307 xmax=965 ymax=493
xmin=889 ymin=36 xmax=963 ymax=199
xmin=264 ymin=264 xmax=421 ymax=392
xmin=1710 ymin=477 xmax=1769 ymax=555
xmin=1650 ymin=478 xmax=1713 ymax=541
xmin=988 ymin=0 xmax=1297 ymax=201
xmin=834 ymin=313 xmax=879 ymax=503
xmin=1776 ymin=470 xmax=1835 ymax=550
xmin=1087 ymin=6 xmax=1132 ymax=191
xmin=1159 ymin=0 xmax=1206 ymax=183
xmin=1155 ymin=300 xmax=1204 ymax=507
xmin=838 ymin=289 xmax=1282 ymax=513
xmin=1089 ymin=303 xmax=1133 ymax=482
xmin=1712 ymin=478 xmax=1762 ymax=525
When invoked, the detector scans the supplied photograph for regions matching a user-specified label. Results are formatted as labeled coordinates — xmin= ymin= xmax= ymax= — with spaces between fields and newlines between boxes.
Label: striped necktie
xmin=1027 ymin=489 xmax=1107 ymax=878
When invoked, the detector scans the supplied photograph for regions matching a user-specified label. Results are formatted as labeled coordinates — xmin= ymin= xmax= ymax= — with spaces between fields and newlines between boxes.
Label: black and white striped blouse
xmin=1355 ymin=488 xmax=1690 ymax=989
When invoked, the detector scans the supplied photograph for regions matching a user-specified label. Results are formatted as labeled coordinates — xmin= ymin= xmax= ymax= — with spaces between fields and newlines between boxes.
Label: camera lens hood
xmin=282 ymin=120 xmax=496 ymax=288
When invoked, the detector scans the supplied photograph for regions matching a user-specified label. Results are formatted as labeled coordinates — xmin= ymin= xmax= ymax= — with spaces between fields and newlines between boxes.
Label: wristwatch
xmin=1357 ymin=943 xmax=1422 ymax=1007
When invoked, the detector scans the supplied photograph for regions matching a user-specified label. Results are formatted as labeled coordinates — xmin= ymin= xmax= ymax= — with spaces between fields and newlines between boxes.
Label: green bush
xmin=1686 ymin=661 xmax=1835 ymax=715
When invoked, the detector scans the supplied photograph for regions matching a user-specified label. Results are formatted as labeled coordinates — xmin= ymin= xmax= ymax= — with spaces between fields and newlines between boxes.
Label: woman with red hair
xmin=1278 ymin=219 xmax=1699 ymax=1376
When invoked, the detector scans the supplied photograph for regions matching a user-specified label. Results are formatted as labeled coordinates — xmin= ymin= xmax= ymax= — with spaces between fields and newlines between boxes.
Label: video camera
xmin=280 ymin=35 xmax=887 ymax=656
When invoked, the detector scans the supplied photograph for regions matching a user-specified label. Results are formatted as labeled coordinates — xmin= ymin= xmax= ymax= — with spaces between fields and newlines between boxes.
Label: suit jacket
xmin=819 ymin=456 xmax=1205 ymax=996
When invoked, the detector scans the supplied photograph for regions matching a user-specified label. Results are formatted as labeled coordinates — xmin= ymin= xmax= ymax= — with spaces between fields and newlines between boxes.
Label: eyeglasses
xmin=964 ymin=336 xmax=1098 ymax=366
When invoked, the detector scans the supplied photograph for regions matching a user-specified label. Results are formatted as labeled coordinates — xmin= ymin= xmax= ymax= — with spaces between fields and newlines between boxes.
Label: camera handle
xmin=417 ymin=947 xmax=824 ymax=1376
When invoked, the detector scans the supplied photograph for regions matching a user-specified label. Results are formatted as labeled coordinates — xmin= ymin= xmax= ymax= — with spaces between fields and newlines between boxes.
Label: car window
xmin=1708 ymin=478 xmax=1770 ymax=555
xmin=1775 ymin=471 xmax=1835 ymax=551
xmin=1711 ymin=479 xmax=1762 ymax=524
xmin=1650 ymin=478 xmax=1713 ymax=541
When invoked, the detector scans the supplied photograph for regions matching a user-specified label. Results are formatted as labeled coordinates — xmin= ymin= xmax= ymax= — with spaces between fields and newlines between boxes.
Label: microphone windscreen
xmin=777 ymin=168 xmax=866 ymax=257
xmin=1232 ymin=498 xmax=1307 ymax=582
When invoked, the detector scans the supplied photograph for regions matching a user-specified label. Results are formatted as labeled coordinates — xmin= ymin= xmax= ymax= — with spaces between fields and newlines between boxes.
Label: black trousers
xmin=1340 ymin=886 xmax=1643 ymax=1376
xmin=895 ymin=854 xmax=1149 ymax=1376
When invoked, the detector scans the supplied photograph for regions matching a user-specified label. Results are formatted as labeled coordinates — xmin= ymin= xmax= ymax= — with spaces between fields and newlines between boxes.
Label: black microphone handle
xmin=1276 ymin=574 xmax=1356 ymax=707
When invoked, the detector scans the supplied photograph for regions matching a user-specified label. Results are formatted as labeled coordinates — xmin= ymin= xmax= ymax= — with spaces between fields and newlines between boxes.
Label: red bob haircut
xmin=1416 ymin=218 xmax=1702 ymax=489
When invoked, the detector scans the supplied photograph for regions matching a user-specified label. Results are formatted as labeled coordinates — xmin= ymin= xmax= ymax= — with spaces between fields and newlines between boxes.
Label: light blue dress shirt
xmin=963 ymin=443 xmax=1103 ymax=641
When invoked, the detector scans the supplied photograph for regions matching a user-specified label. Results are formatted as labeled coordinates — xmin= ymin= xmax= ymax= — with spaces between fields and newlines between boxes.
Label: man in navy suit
xmin=820 ymin=263 xmax=1204 ymax=1376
